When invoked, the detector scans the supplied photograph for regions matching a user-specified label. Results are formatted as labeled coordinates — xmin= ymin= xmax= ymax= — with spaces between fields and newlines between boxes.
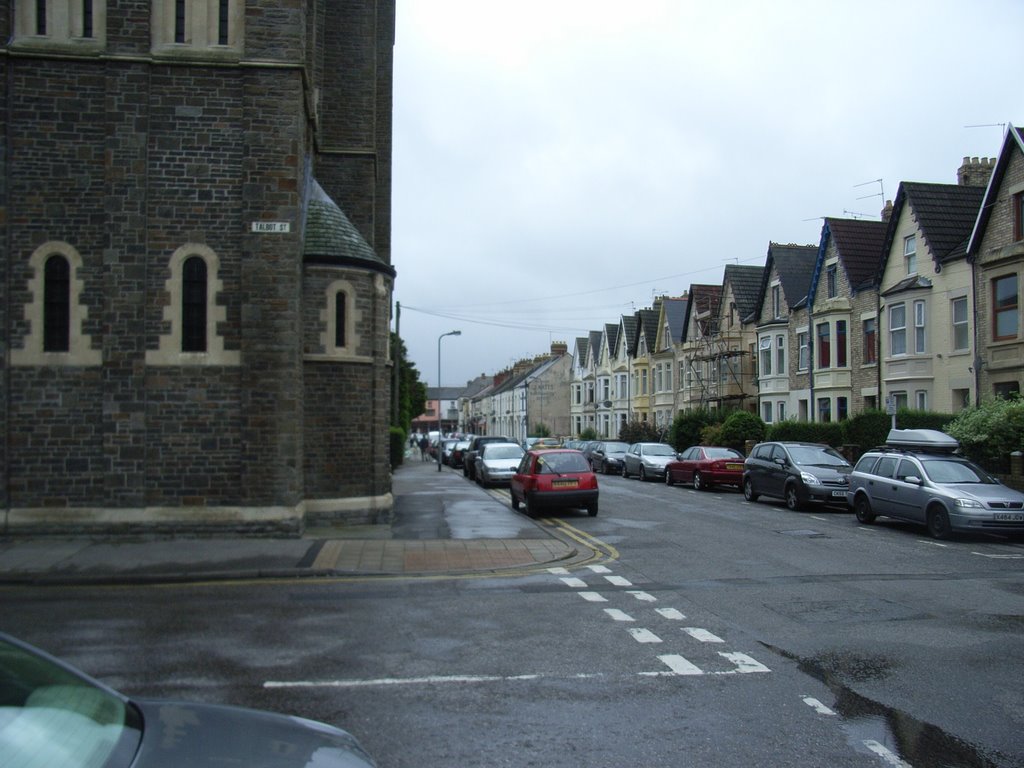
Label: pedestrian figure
xmin=419 ymin=435 xmax=429 ymax=461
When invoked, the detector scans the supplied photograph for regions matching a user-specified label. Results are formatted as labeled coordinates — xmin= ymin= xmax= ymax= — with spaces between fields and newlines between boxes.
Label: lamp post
xmin=437 ymin=330 xmax=461 ymax=471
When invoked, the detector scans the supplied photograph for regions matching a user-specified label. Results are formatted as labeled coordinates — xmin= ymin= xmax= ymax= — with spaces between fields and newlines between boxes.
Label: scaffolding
xmin=685 ymin=315 xmax=755 ymax=410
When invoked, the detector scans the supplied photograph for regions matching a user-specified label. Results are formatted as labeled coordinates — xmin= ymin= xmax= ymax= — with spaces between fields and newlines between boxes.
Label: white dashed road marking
xmin=718 ymin=652 xmax=771 ymax=674
xmin=655 ymin=654 xmax=703 ymax=676
xmin=802 ymin=696 xmax=836 ymax=716
xmin=604 ymin=608 xmax=635 ymax=622
xmin=605 ymin=575 xmax=633 ymax=586
xmin=655 ymin=607 xmax=686 ymax=620
xmin=864 ymin=740 xmax=913 ymax=767
xmin=628 ymin=628 xmax=663 ymax=643
xmin=683 ymin=627 xmax=725 ymax=643
xmin=627 ymin=590 xmax=657 ymax=602
xmin=577 ymin=591 xmax=607 ymax=602
xmin=560 ymin=577 xmax=588 ymax=588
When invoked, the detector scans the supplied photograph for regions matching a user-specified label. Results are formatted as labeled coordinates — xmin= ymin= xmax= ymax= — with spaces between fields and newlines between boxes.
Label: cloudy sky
xmin=391 ymin=0 xmax=1023 ymax=390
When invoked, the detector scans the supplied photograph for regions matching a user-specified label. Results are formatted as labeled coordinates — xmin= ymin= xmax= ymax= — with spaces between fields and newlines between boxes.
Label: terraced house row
xmin=560 ymin=130 xmax=1024 ymax=440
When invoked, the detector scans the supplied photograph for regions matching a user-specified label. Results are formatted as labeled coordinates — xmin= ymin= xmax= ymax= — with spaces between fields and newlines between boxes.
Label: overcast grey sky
xmin=391 ymin=0 xmax=1023 ymax=389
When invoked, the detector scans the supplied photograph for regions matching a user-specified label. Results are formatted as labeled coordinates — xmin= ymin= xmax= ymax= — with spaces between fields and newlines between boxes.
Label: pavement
xmin=0 ymin=455 xmax=584 ymax=586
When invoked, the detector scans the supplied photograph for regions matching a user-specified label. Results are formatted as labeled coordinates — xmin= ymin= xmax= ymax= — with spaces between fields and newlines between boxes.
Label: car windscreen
xmin=788 ymin=446 xmax=849 ymax=467
xmin=537 ymin=453 xmax=591 ymax=474
xmin=0 ymin=637 xmax=142 ymax=768
xmin=603 ymin=442 xmax=629 ymax=453
xmin=706 ymin=448 xmax=743 ymax=459
xmin=920 ymin=458 xmax=997 ymax=484
xmin=645 ymin=444 xmax=676 ymax=456
xmin=485 ymin=446 xmax=525 ymax=460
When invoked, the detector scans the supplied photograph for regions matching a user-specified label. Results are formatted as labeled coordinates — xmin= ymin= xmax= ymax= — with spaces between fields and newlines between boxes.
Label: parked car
xmin=589 ymin=441 xmax=629 ymax=474
xmin=743 ymin=441 xmax=852 ymax=510
xmin=510 ymin=449 xmax=599 ymax=517
xmin=440 ymin=438 xmax=459 ymax=465
xmin=622 ymin=442 xmax=678 ymax=481
xmin=848 ymin=428 xmax=1024 ymax=539
xmin=475 ymin=442 xmax=526 ymax=486
xmin=666 ymin=446 xmax=745 ymax=490
xmin=531 ymin=437 xmax=563 ymax=450
xmin=463 ymin=435 xmax=511 ymax=481
xmin=0 ymin=632 xmax=376 ymax=768
xmin=448 ymin=439 xmax=471 ymax=469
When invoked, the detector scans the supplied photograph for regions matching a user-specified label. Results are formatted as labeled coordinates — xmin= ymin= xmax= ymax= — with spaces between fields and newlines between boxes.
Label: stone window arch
xmin=147 ymin=243 xmax=240 ymax=366
xmin=12 ymin=241 xmax=100 ymax=366
xmin=152 ymin=0 xmax=244 ymax=60
xmin=320 ymin=280 xmax=362 ymax=359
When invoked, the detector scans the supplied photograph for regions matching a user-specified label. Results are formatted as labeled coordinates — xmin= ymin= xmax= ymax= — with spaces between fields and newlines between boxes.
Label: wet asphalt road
xmin=3 ymin=469 xmax=1023 ymax=767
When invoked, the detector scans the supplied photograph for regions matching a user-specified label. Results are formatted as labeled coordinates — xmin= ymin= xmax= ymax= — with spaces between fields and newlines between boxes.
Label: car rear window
xmin=485 ymin=446 xmax=524 ymax=460
xmin=537 ymin=453 xmax=590 ymax=474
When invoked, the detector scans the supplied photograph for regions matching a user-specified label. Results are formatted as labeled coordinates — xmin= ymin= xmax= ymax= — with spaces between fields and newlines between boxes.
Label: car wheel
xmin=785 ymin=484 xmax=803 ymax=511
xmin=511 ymin=494 xmax=520 ymax=511
xmin=622 ymin=464 xmax=629 ymax=478
xmin=854 ymin=495 xmax=875 ymax=524
xmin=665 ymin=470 xmax=674 ymax=486
xmin=587 ymin=502 xmax=598 ymax=517
xmin=693 ymin=471 xmax=705 ymax=491
xmin=639 ymin=466 xmax=647 ymax=481
xmin=927 ymin=507 xmax=952 ymax=540
xmin=743 ymin=477 xmax=759 ymax=502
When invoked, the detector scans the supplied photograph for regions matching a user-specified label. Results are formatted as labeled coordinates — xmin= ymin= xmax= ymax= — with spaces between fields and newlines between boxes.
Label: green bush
xmin=718 ymin=411 xmax=766 ymax=451
xmin=389 ymin=426 xmax=407 ymax=468
xmin=841 ymin=410 xmax=891 ymax=453
xmin=767 ymin=420 xmax=844 ymax=447
xmin=619 ymin=420 xmax=663 ymax=444
xmin=580 ymin=426 xmax=598 ymax=441
xmin=946 ymin=397 xmax=1024 ymax=473
xmin=532 ymin=423 xmax=551 ymax=437
xmin=669 ymin=409 xmax=717 ymax=451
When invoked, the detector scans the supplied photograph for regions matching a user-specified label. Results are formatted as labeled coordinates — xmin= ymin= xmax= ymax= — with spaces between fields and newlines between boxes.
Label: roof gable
xmin=723 ymin=264 xmax=764 ymax=322
xmin=882 ymin=182 xmax=985 ymax=270
xmin=968 ymin=126 xmax=1024 ymax=256
xmin=752 ymin=243 xmax=817 ymax=320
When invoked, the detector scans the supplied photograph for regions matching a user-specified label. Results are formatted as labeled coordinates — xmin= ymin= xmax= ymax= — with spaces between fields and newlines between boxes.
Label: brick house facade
xmin=1 ymin=0 xmax=396 ymax=534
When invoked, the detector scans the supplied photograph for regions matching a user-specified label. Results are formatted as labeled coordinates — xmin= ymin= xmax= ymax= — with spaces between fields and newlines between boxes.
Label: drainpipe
xmin=4 ymin=22 xmax=14 ymax=537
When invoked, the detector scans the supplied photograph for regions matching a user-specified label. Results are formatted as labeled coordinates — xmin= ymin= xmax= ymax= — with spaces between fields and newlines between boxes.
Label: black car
xmin=0 ymin=632 xmax=376 ymax=768
xmin=742 ymin=441 xmax=852 ymax=510
xmin=588 ymin=441 xmax=629 ymax=474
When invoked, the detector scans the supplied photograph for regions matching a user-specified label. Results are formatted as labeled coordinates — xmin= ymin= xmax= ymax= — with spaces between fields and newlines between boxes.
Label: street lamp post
xmin=437 ymin=330 xmax=461 ymax=471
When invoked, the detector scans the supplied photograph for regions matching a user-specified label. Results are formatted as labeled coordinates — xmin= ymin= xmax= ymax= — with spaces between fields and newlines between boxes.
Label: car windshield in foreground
xmin=0 ymin=636 xmax=142 ymax=768
xmin=706 ymin=448 xmax=743 ymax=459
xmin=486 ymin=446 xmax=525 ymax=460
xmin=920 ymin=458 xmax=996 ymax=484
xmin=789 ymin=446 xmax=848 ymax=466
xmin=537 ymin=453 xmax=591 ymax=474
xmin=645 ymin=445 xmax=676 ymax=456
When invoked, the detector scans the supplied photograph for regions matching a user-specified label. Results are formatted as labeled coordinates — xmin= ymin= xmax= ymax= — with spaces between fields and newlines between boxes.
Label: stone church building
xmin=1 ymin=0 xmax=397 ymax=534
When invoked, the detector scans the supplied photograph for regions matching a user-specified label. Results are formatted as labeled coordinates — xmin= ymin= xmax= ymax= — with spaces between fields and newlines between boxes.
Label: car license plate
xmin=726 ymin=463 xmax=742 ymax=471
xmin=831 ymin=490 xmax=846 ymax=498
xmin=552 ymin=479 xmax=578 ymax=489
xmin=994 ymin=513 xmax=1024 ymax=521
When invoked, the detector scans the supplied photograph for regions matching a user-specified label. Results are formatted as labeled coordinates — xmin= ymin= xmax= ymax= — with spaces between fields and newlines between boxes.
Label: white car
xmin=621 ymin=442 xmax=678 ymax=481
xmin=475 ymin=442 xmax=526 ymax=487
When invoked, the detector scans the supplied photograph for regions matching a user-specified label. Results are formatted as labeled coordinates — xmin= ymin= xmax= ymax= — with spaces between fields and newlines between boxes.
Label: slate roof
xmin=604 ymin=324 xmax=620 ymax=358
xmin=588 ymin=330 xmax=603 ymax=367
xmin=620 ymin=315 xmax=638 ymax=354
xmin=684 ymin=284 xmax=722 ymax=337
xmin=635 ymin=308 xmax=661 ymax=355
xmin=968 ymin=126 xmax=1024 ymax=257
xmin=723 ymin=264 xmax=764 ymax=322
xmin=662 ymin=297 xmax=689 ymax=345
xmin=574 ymin=336 xmax=590 ymax=367
xmin=825 ymin=218 xmax=889 ymax=293
xmin=753 ymin=243 xmax=818 ymax=318
xmin=881 ymin=182 xmax=985 ymax=270
xmin=303 ymin=180 xmax=394 ymax=275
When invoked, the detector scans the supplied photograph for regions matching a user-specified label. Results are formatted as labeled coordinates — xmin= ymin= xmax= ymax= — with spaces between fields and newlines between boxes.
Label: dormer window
xmin=826 ymin=263 xmax=837 ymax=299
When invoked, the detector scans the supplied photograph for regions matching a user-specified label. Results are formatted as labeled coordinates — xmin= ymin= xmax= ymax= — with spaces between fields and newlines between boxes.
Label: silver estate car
xmin=847 ymin=429 xmax=1024 ymax=539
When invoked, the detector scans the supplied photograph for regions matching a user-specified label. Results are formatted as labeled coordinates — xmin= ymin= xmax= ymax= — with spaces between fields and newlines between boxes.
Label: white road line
xmin=802 ymin=696 xmax=836 ymax=716
xmin=972 ymin=552 xmax=1024 ymax=559
xmin=918 ymin=540 xmax=948 ymax=548
xmin=628 ymin=628 xmax=662 ymax=643
xmin=560 ymin=577 xmax=588 ymax=588
xmin=656 ymin=654 xmax=703 ymax=676
xmin=719 ymin=652 xmax=771 ymax=674
xmin=547 ymin=567 xmax=569 ymax=575
xmin=587 ymin=565 xmax=612 ymax=574
xmin=604 ymin=608 xmax=635 ymax=622
xmin=683 ymin=627 xmax=725 ymax=643
xmin=863 ymin=740 xmax=912 ymax=767
xmin=605 ymin=575 xmax=633 ymax=586
xmin=577 ymin=591 xmax=607 ymax=602
xmin=809 ymin=515 xmax=827 ymax=521
xmin=627 ymin=590 xmax=657 ymax=602
xmin=655 ymin=607 xmax=686 ymax=620
xmin=264 ymin=674 xmax=548 ymax=689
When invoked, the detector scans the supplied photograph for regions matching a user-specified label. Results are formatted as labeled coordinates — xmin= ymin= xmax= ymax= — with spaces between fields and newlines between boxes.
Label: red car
xmin=510 ymin=449 xmax=599 ymax=517
xmin=665 ymin=446 xmax=745 ymax=491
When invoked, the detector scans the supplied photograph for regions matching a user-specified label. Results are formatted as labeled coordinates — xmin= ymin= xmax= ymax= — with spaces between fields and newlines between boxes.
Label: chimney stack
xmin=550 ymin=341 xmax=568 ymax=356
xmin=880 ymin=199 xmax=894 ymax=222
xmin=957 ymin=156 xmax=995 ymax=187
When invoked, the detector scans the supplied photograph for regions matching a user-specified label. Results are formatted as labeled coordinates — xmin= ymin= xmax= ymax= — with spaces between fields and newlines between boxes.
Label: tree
xmin=391 ymin=332 xmax=426 ymax=434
